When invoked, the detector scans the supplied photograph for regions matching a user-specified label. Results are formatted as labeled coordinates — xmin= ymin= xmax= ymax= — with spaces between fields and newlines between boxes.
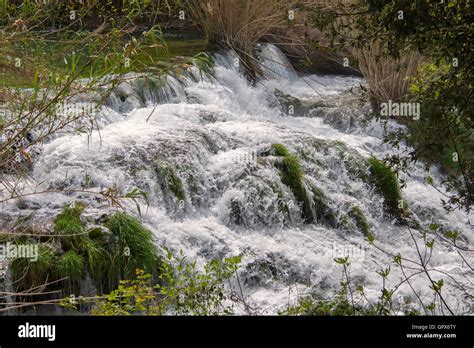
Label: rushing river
xmin=1 ymin=44 xmax=472 ymax=314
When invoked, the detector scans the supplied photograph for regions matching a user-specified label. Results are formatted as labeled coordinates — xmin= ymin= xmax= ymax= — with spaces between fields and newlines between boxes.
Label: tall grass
xmin=309 ymin=0 xmax=423 ymax=104
xmin=355 ymin=45 xmax=423 ymax=105
xmin=105 ymin=213 xmax=159 ymax=286
xmin=187 ymin=0 xmax=296 ymax=78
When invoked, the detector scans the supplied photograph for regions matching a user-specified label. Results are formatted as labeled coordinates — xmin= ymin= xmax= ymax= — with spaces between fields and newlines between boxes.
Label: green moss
xmin=279 ymin=154 xmax=313 ymax=223
xmin=339 ymin=213 xmax=352 ymax=230
xmin=334 ymin=144 xmax=369 ymax=182
xmin=272 ymin=143 xmax=290 ymax=157
xmin=311 ymin=186 xmax=337 ymax=227
xmin=105 ymin=213 xmax=159 ymax=281
xmin=56 ymin=250 xmax=84 ymax=281
xmin=272 ymin=183 xmax=291 ymax=222
xmin=348 ymin=206 xmax=370 ymax=236
xmin=53 ymin=203 xmax=88 ymax=251
xmin=367 ymin=157 xmax=403 ymax=216
xmin=155 ymin=163 xmax=186 ymax=202
xmin=272 ymin=143 xmax=335 ymax=224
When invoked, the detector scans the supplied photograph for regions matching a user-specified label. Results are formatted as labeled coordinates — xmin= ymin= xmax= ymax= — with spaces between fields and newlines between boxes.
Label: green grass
xmin=105 ymin=213 xmax=159 ymax=282
xmin=53 ymin=203 xmax=88 ymax=251
xmin=56 ymin=250 xmax=84 ymax=281
xmin=10 ymin=244 xmax=56 ymax=290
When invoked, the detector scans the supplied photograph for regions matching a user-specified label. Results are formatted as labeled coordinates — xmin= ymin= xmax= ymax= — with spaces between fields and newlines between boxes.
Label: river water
xmin=1 ymin=44 xmax=472 ymax=314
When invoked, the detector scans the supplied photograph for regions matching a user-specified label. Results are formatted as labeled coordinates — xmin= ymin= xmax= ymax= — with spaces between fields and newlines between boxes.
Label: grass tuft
xmin=56 ymin=250 xmax=84 ymax=281
xmin=105 ymin=213 xmax=159 ymax=283
xmin=53 ymin=203 xmax=88 ymax=251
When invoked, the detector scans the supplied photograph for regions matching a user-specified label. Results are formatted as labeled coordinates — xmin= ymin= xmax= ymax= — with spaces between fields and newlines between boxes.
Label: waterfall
xmin=1 ymin=44 xmax=472 ymax=314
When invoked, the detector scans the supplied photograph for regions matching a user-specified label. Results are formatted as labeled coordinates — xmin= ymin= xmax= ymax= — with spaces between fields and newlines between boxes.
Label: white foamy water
xmin=1 ymin=44 xmax=472 ymax=314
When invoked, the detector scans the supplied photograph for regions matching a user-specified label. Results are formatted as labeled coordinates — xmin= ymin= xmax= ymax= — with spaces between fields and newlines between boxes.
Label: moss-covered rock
xmin=155 ymin=162 xmax=186 ymax=202
xmin=366 ymin=157 xmax=403 ymax=217
xmin=311 ymin=186 xmax=337 ymax=227
xmin=347 ymin=205 xmax=370 ymax=236
xmin=274 ymin=89 xmax=327 ymax=117
xmin=271 ymin=143 xmax=290 ymax=157
xmin=272 ymin=143 xmax=336 ymax=226
xmin=229 ymin=199 xmax=245 ymax=226
xmin=271 ymin=183 xmax=291 ymax=223
xmin=273 ymin=144 xmax=313 ymax=223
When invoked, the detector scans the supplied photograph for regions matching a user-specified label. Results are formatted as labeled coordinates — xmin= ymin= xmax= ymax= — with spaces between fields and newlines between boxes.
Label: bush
xmin=86 ymin=252 xmax=242 ymax=316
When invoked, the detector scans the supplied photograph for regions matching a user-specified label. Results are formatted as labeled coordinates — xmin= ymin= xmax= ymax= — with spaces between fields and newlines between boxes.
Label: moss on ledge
xmin=366 ymin=157 xmax=404 ymax=217
xmin=348 ymin=205 xmax=370 ymax=236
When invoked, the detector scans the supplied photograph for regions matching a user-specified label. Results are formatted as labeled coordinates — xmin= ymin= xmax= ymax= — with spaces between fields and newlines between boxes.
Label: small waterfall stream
xmin=1 ymin=44 xmax=472 ymax=314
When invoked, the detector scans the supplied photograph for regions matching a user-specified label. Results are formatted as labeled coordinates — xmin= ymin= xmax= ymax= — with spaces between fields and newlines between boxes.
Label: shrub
xmin=86 ymin=252 xmax=242 ymax=316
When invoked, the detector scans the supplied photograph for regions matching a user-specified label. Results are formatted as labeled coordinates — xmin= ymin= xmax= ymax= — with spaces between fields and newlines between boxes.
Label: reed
xmin=187 ymin=0 xmax=297 ymax=78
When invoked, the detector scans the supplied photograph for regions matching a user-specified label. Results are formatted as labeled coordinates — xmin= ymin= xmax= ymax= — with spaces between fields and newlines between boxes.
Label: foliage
xmin=56 ymin=250 xmax=85 ymax=281
xmin=10 ymin=244 xmax=56 ymax=291
xmin=311 ymin=0 xmax=473 ymax=213
xmin=84 ymin=251 xmax=241 ymax=315
xmin=90 ymin=269 xmax=160 ymax=316
xmin=8 ymin=205 xmax=160 ymax=300
xmin=105 ymin=212 xmax=159 ymax=281
xmin=273 ymin=144 xmax=313 ymax=223
xmin=53 ymin=203 xmax=88 ymax=251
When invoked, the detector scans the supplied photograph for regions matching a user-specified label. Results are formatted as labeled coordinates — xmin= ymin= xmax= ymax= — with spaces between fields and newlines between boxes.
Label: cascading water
xmin=1 ymin=44 xmax=472 ymax=314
